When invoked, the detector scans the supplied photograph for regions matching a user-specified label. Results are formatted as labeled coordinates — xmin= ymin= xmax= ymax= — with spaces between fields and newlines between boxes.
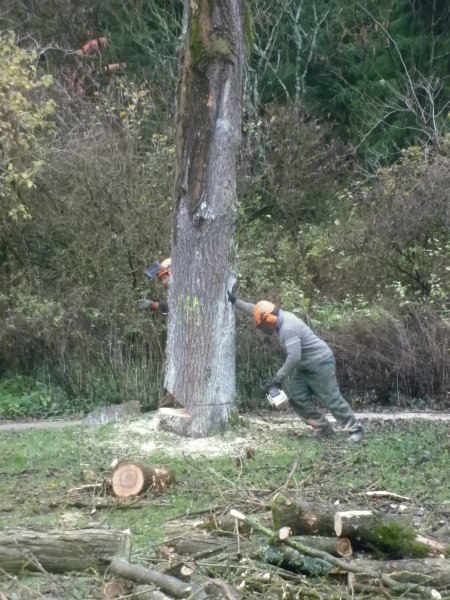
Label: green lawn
xmin=1 ymin=417 xmax=449 ymax=598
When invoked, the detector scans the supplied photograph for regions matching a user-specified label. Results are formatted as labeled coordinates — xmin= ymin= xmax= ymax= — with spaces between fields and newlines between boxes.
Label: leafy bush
xmin=0 ymin=375 xmax=73 ymax=419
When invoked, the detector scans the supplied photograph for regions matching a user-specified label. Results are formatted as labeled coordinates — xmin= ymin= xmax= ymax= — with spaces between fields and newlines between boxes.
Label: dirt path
xmin=0 ymin=409 xmax=449 ymax=433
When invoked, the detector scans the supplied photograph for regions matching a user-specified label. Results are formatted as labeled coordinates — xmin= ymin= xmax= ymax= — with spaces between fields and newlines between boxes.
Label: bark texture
xmin=335 ymin=510 xmax=430 ymax=558
xmin=162 ymin=0 xmax=247 ymax=437
xmin=0 ymin=528 xmax=130 ymax=574
xmin=271 ymin=494 xmax=352 ymax=536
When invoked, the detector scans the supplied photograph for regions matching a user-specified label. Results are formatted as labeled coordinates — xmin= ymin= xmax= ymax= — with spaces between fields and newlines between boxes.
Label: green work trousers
xmin=287 ymin=358 xmax=362 ymax=433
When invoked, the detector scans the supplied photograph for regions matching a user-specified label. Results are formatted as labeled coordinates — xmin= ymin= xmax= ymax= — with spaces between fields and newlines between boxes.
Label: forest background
xmin=0 ymin=0 xmax=448 ymax=419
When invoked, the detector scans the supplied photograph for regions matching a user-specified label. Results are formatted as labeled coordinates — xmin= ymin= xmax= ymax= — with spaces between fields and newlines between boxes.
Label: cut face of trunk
xmin=162 ymin=0 xmax=247 ymax=437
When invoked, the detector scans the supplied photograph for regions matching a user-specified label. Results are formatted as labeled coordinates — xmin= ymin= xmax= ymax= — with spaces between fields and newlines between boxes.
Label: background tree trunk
xmin=162 ymin=0 xmax=247 ymax=437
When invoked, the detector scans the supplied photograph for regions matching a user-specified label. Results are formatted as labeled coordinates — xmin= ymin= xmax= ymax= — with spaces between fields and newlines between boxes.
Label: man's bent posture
xmin=228 ymin=292 xmax=364 ymax=443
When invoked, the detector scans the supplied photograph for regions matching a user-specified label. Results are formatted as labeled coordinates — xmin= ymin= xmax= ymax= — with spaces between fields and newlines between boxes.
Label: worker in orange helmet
xmin=137 ymin=258 xmax=172 ymax=315
xmin=138 ymin=258 xmax=180 ymax=410
xmin=227 ymin=291 xmax=365 ymax=443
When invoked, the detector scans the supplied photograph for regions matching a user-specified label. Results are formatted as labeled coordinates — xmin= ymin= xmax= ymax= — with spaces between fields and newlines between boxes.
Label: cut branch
xmin=109 ymin=557 xmax=198 ymax=599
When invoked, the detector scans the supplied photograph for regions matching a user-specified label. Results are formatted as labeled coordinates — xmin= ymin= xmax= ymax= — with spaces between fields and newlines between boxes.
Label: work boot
xmin=311 ymin=424 xmax=335 ymax=439
xmin=347 ymin=428 xmax=365 ymax=443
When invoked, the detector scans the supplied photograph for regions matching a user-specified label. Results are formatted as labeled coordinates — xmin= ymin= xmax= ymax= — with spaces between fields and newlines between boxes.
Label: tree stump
xmin=112 ymin=462 xmax=174 ymax=498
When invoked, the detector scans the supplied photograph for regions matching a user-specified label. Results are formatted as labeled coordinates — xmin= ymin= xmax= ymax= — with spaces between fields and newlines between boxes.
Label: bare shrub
xmin=240 ymin=103 xmax=353 ymax=226
xmin=327 ymin=303 xmax=449 ymax=407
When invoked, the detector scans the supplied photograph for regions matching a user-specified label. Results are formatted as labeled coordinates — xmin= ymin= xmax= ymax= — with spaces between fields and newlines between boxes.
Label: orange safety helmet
xmin=157 ymin=258 xmax=172 ymax=280
xmin=253 ymin=301 xmax=278 ymax=327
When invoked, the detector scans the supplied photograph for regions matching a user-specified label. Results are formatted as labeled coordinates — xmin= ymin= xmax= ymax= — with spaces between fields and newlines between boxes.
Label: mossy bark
xmin=335 ymin=511 xmax=429 ymax=558
xmin=256 ymin=544 xmax=333 ymax=577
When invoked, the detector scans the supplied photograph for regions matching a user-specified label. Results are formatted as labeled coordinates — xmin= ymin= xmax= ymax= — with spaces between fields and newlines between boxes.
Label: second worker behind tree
xmin=138 ymin=258 xmax=182 ymax=410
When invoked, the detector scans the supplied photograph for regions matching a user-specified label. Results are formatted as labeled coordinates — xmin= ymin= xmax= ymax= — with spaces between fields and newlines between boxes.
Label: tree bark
xmin=271 ymin=493 xmax=353 ymax=536
xmin=109 ymin=557 xmax=197 ymax=599
xmin=348 ymin=557 xmax=450 ymax=585
xmin=335 ymin=510 xmax=430 ymax=558
xmin=255 ymin=544 xmax=334 ymax=577
xmin=162 ymin=0 xmax=247 ymax=437
xmin=0 ymin=528 xmax=130 ymax=574
xmin=291 ymin=535 xmax=353 ymax=557
xmin=163 ymin=533 xmax=242 ymax=558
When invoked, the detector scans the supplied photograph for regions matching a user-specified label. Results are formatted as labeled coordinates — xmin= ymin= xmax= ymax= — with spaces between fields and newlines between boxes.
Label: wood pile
xmin=1 ymin=455 xmax=448 ymax=600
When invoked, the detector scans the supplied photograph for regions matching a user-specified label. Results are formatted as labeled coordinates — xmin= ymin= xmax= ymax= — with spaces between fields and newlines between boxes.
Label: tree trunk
xmin=161 ymin=0 xmax=247 ymax=437
xmin=271 ymin=493 xmax=352 ymax=536
xmin=335 ymin=510 xmax=430 ymax=558
xmin=0 ymin=528 xmax=130 ymax=574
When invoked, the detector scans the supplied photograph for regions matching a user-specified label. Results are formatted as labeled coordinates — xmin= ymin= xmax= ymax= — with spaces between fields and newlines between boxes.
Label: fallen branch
xmin=362 ymin=490 xmax=411 ymax=502
xmin=110 ymin=558 xmax=239 ymax=600
xmin=109 ymin=557 xmax=198 ymax=599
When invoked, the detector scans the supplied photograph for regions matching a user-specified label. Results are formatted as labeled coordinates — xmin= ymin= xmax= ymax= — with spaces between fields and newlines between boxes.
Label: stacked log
xmin=271 ymin=493 xmax=442 ymax=559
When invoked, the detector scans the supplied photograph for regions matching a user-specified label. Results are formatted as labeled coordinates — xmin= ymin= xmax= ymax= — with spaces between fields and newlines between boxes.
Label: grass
xmin=0 ymin=416 xmax=449 ymax=597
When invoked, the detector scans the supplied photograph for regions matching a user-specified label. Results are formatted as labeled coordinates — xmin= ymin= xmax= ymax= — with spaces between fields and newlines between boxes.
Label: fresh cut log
xmin=271 ymin=493 xmax=354 ymax=536
xmin=112 ymin=461 xmax=175 ymax=497
xmin=0 ymin=528 xmax=131 ymax=574
xmin=291 ymin=535 xmax=353 ymax=557
xmin=335 ymin=510 xmax=431 ymax=558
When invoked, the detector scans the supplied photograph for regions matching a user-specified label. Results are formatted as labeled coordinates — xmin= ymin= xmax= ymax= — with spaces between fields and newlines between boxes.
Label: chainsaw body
xmin=266 ymin=386 xmax=288 ymax=408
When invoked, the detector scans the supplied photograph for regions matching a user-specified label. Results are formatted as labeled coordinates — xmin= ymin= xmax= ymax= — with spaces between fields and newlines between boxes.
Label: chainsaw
xmin=260 ymin=378 xmax=288 ymax=409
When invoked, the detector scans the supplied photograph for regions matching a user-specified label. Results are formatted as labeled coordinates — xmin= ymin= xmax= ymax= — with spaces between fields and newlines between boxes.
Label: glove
xmin=227 ymin=290 xmax=237 ymax=304
xmin=138 ymin=299 xmax=158 ymax=311
xmin=227 ymin=282 xmax=238 ymax=304
xmin=261 ymin=375 xmax=282 ymax=392
xmin=271 ymin=376 xmax=282 ymax=390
